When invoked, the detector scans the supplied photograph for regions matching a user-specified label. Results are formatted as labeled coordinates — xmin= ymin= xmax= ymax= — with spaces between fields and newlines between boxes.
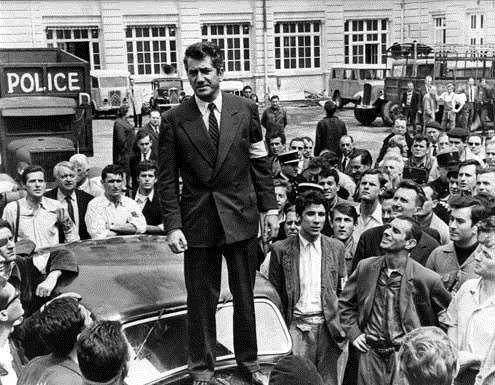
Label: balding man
xmin=69 ymin=154 xmax=104 ymax=197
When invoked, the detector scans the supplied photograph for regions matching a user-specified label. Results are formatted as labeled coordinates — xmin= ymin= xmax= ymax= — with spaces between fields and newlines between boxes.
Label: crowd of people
xmin=0 ymin=40 xmax=494 ymax=385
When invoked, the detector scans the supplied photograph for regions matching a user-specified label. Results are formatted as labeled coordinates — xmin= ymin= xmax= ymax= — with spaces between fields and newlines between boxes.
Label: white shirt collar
xmin=298 ymin=233 xmax=321 ymax=248
xmin=135 ymin=189 xmax=154 ymax=203
xmin=56 ymin=188 xmax=76 ymax=202
xmin=195 ymin=92 xmax=223 ymax=116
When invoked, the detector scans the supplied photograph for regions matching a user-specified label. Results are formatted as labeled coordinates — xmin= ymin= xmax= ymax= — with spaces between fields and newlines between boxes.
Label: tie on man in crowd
xmin=353 ymin=180 xmax=440 ymax=271
xmin=45 ymin=161 xmax=93 ymax=241
xmin=426 ymin=196 xmax=490 ymax=293
xmin=129 ymin=130 xmax=157 ymax=193
xmin=401 ymin=81 xmax=420 ymax=127
xmin=157 ymin=41 xmax=278 ymax=385
xmin=142 ymin=109 xmax=161 ymax=158
xmin=302 ymin=136 xmax=314 ymax=171
xmin=261 ymin=95 xmax=287 ymax=146
xmin=445 ymin=215 xmax=495 ymax=384
xmin=133 ymin=160 xmax=164 ymax=235
xmin=314 ymin=100 xmax=347 ymax=157
xmin=339 ymin=215 xmax=451 ymax=385
xmin=399 ymin=327 xmax=458 ymax=385
xmin=85 ymin=164 xmax=146 ymax=239
xmin=338 ymin=135 xmax=355 ymax=173
xmin=425 ymin=120 xmax=442 ymax=157
xmin=69 ymin=154 xmax=104 ymax=197
xmin=269 ymin=191 xmax=347 ymax=385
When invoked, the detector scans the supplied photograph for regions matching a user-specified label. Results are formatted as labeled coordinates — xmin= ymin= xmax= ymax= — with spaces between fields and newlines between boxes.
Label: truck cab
xmin=90 ymin=69 xmax=129 ymax=117
xmin=0 ymin=48 xmax=93 ymax=181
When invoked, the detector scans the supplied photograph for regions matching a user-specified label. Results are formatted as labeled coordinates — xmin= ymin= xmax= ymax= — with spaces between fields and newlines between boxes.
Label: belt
xmin=292 ymin=313 xmax=325 ymax=324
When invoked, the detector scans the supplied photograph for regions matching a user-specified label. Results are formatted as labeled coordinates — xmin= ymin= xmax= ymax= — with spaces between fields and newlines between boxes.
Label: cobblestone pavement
xmin=89 ymin=103 xmax=390 ymax=170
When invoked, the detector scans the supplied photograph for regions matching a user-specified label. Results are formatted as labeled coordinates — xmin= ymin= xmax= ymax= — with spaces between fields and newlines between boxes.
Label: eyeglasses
xmin=291 ymin=146 xmax=304 ymax=150
xmin=468 ymin=142 xmax=481 ymax=146
xmin=1 ymin=291 xmax=20 ymax=311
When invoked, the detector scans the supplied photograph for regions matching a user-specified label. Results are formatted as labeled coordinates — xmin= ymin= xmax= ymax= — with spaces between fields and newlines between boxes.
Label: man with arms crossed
xmin=158 ymin=41 xmax=278 ymax=385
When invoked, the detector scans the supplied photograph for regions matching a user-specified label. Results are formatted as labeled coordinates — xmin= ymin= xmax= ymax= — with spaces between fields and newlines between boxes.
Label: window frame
xmin=343 ymin=18 xmax=388 ymax=65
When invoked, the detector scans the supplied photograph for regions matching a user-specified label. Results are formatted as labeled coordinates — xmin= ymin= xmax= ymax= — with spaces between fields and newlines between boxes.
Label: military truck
xmin=0 ymin=48 xmax=93 ymax=181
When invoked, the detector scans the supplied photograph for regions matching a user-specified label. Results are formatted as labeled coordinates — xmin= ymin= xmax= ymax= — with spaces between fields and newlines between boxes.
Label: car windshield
xmin=99 ymin=76 xmax=128 ymax=88
xmin=124 ymin=299 xmax=291 ymax=385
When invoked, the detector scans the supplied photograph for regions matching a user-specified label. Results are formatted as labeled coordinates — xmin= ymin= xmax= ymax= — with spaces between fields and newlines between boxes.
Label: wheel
xmin=382 ymin=101 xmax=401 ymax=127
xmin=354 ymin=105 xmax=378 ymax=126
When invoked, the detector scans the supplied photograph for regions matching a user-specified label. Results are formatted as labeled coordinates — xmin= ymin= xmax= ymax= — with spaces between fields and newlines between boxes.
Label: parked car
xmin=11 ymin=235 xmax=291 ymax=385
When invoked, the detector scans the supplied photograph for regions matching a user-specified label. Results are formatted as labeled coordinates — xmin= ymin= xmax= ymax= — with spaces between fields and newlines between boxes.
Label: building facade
xmin=0 ymin=0 xmax=492 ymax=100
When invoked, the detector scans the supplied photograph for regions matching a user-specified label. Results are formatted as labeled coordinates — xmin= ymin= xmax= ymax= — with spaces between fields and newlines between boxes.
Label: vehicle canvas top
xmin=37 ymin=235 xmax=282 ymax=322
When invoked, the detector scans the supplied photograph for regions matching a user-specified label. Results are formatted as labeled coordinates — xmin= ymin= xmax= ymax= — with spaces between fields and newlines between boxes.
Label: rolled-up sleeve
xmin=85 ymin=199 xmax=109 ymax=239
xmin=126 ymin=200 xmax=147 ymax=234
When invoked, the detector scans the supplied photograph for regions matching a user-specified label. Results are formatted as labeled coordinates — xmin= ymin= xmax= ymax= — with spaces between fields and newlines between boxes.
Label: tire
xmin=382 ymin=101 xmax=401 ymax=127
xmin=354 ymin=105 xmax=377 ymax=126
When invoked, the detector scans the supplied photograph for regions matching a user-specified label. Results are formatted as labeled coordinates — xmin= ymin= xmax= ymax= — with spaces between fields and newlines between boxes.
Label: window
xmin=433 ymin=17 xmax=446 ymax=45
xmin=468 ymin=13 xmax=485 ymax=46
xmin=46 ymin=27 xmax=101 ymax=70
xmin=274 ymin=21 xmax=321 ymax=70
xmin=344 ymin=19 xmax=387 ymax=65
xmin=201 ymin=24 xmax=251 ymax=72
xmin=125 ymin=25 xmax=177 ymax=75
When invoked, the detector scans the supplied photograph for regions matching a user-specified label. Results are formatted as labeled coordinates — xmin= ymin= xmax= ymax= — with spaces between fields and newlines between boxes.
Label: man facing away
xmin=339 ymin=216 xmax=451 ymax=385
xmin=269 ymin=191 xmax=347 ymax=385
xmin=314 ymin=100 xmax=347 ymax=157
xmin=261 ymin=95 xmax=287 ymax=145
xmin=157 ymin=41 xmax=278 ymax=385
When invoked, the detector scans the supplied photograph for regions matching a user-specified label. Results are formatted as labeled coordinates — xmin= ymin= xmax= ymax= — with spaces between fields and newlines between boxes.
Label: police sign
xmin=3 ymin=67 xmax=83 ymax=95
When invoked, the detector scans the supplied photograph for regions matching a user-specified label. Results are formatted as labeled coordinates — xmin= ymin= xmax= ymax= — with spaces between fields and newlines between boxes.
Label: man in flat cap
xmin=425 ymin=121 xmax=443 ymax=158
xmin=429 ymin=148 xmax=460 ymax=201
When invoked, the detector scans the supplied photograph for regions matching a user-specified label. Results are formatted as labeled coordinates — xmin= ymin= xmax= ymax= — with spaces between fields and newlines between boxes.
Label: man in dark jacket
xmin=401 ymin=82 xmax=420 ymax=127
xmin=339 ymin=216 xmax=451 ymax=385
xmin=314 ymin=100 xmax=347 ymax=156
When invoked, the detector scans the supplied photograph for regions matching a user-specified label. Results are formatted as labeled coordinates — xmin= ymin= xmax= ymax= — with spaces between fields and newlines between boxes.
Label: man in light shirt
xmin=85 ymin=164 xmax=146 ymax=239
xmin=134 ymin=160 xmax=164 ymax=234
xmin=269 ymin=190 xmax=347 ymax=385
xmin=69 ymin=154 xmax=104 ymax=197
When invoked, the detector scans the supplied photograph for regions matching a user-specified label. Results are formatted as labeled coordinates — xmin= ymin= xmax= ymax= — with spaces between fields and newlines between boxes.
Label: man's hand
xmin=264 ymin=214 xmax=280 ymax=239
xmin=167 ymin=229 xmax=188 ymax=253
xmin=36 ymin=275 xmax=58 ymax=297
xmin=352 ymin=334 xmax=370 ymax=353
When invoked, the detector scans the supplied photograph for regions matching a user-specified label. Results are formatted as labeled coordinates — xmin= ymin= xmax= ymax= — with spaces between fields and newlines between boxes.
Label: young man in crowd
xmin=19 ymin=296 xmax=93 ymax=385
xmin=331 ymin=203 xmax=359 ymax=274
xmin=426 ymin=195 xmax=489 ymax=293
xmin=261 ymin=95 xmax=287 ymax=144
xmin=458 ymin=159 xmax=479 ymax=196
xmin=380 ymin=189 xmax=395 ymax=226
xmin=415 ymin=185 xmax=449 ymax=245
xmin=45 ymin=161 xmax=93 ymax=241
xmin=85 ymin=164 xmax=146 ymax=239
xmin=476 ymin=167 xmax=495 ymax=197
xmin=445 ymin=215 xmax=495 ymax=384
xmin=269 ymin=191 xmax=347 ymax=385
xmin=301 ymin=136 xmax=314 ymax=170
xmin=129 ymin=130 xmax=156 ymax=193
xmin=268 ymin=132 xmax=286 ymax=175
xmin=141 ymin=109 xmax=161 ymax=158
xmin=134 ymin=160 xmax=164 ymax=234
xmin=354 ymin=169 xmax=385 ymax=241
xmin=404 ymin=135 xmax=439 ymax=181
xmin=339 ymin=216 xmax=451 ymax=385
xmin=314 ymin=100 xmax=347 ymax=156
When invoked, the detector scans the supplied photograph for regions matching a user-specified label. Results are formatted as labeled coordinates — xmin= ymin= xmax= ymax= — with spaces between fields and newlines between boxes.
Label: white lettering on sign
xmin=5 ymin=70 xmax=82 ymax=94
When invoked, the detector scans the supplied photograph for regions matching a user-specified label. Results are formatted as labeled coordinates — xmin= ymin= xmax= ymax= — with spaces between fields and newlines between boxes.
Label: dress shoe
xmin=250 ymin=371 xmax=269 ymax=385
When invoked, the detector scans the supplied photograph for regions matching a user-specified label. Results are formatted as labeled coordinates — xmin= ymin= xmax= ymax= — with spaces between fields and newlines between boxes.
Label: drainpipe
xmin=401 ymin=0 xmax=405 ymax=42
xmin=263 ymin=0 xmax=269 ymax=101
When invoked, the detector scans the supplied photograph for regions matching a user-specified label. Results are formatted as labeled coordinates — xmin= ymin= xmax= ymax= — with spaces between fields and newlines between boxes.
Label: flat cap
xmin=447 ymin=127 xmax=469 ymax=139
xmin=425 ymin=121 xmax=443 ymax=130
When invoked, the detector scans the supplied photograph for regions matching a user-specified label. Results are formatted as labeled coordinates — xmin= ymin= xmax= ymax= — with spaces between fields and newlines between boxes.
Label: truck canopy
xmin=0 ymin=96 xmax=76 ymax=117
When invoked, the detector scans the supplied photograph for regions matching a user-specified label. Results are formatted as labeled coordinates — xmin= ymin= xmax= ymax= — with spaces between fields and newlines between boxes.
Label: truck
xmin=149 ymin=76 xmax=184 ymax=112
xmin=0 ymin=48 xmax=93 ymax=181
xmin=90 ymin=69 xmax=129 ymax=117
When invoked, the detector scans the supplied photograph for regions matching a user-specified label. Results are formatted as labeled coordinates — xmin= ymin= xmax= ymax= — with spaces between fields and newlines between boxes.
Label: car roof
xmin=40 ymin=235 xmax=281 ymax=323
xmin=90 ymin=69 xmax=130 ymax=77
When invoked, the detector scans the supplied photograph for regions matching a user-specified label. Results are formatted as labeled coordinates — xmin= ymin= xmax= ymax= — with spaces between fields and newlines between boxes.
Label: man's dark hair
xmin=324 ymin=100 xmax=337 ymax=117
xmin=450 ymin=195 xmax=490 ymax=224
xmin=77 ymin=320 xmax=130 ymax=383
xmin=395 ymin=215 xmax=422 ymax=243
xmin=37 ymin=297 xmax=86 ymax=356
xmin=101 ymin=164 xmax=125 ymax=181
xmin=477 ymin=167 xmax=495 ymax=176
xmin=135 ymin=129 xmax=151 ymax=143
xmin=349 ymin=149 xmax=372 ymax=166
xmin=380 ymin=188 xmax=396 ymax=202
xmin=318 ymin=167 xmax=340 ymax=185
xmin=331 ymin=203 xmax=358 ymax=224
xmin=136 ymin=160 xmax=157 ymax=176
xmin=318 ymin=152 xmax=339 ymax=168
xmin=242 ymin=85 xmax=252 ymax=93
xmin=361 ymin=168 xmax=387 ymax=188
xmin=117 ymin=104 xmax=129 ymax=118
xmin=183 ymin=41 xmax=224 ymax=73
xmin=289 ymin=137 xmax=304 ymax=147
xmin=295 ymin=191 xmax=326 ymax=217
xmin=0 ymin=220 xmax=12 ymax=233
xmin=397 ymin=179 xmax=427 ymax=208
xmin=273 ymin=178 xmax=290 ymax=189
xmin=477 ymin=215 xmax=495 ymax=234
xmin=283 ymin=204 xmax=297 ymax=215
xmin=269 ymin=132 xmax=286 ymax=145
xmin=413 ymin=135 xmax=430 ymax=147
xmin=459 ymin=159 xmax=482 ymax=171
xmin=302 ymin=136 xmax=313 ymax=145
xmin=270 ymin=95 xmax=280 ymax=101
xmin=21 ymin=165 xmax=45 ymax=185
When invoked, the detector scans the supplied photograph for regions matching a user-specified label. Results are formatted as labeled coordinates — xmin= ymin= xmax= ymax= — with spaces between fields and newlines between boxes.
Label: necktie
xmin=208 ymin=103 xmax=219 ymax=150
xmin=342 ymin=156 xmax=348 ymax=171
xmin=66 ymin=196 xmax=75 ymax=223
xmin=432 ymin=144 xmax=437 ymax=157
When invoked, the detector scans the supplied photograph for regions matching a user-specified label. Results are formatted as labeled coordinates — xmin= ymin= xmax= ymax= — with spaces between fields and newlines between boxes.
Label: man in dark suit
xmin=401 ymin=82 xmax=420 ymax=127
xmin=133 ymin=160 xmax=163 ymax=234
xmin=45 ymin=161 xmax=93 ymax=241
xmin=269 ymin=191 xmax=347 ymax=385
xmin=352 ymin=180 xmax=440 ymax=272
xmin=339 ymin=216 xmax=451 ymax=385
xmin=129 ymin=130 xmax=157 ymax=194
xmin=142 ymin=109 xmax=161 ymax=158
xmin=157 ymin=41 xmax=278 ymax=385
xmin=314 ymin=100 xmax=347 ymax=156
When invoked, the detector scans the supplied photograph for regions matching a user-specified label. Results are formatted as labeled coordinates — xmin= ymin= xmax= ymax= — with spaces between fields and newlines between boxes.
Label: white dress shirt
xmin=134 ymin=189 xmax=154 ymax=211
xmin=294 ymin=233 xmax=322 ymax=316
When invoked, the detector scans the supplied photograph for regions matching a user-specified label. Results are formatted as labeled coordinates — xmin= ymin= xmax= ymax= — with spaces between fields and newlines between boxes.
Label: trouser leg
xmin=316 ymin=323 xmax=346 ymax=385
xmin=357 ymin=350 xmax=399 ymax=385
xmin=184 ymin=247 xmax=223 ymax=381
xmin=223 ymin=237 xmax=260 ymax=374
